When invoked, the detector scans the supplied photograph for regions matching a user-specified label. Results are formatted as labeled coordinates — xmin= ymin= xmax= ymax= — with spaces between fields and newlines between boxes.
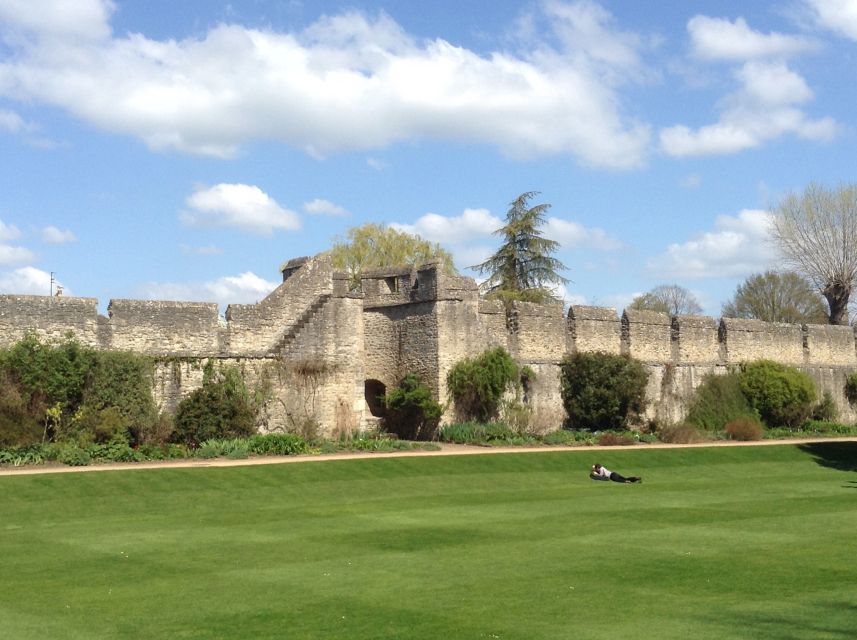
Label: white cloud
xmin=660 ymin=61 xmax=837 ymax=157
xmin=0 ymin=0 xmax=115 ymax=41
xmin=303 ymin=198 xmax=350 ymax=216
xmin=0 ymin=108 xmax=35 ymax=134
xmin=0 ymin=219 xmax=21 ymax=242
xmin=392 ymin=208 xmax=502 ymax=243
xmin=136 ymin=271 xmax=278 ymax=307
xmin=0 ymin=266 xmax=54 ymax=294
xmin=181 ymin=183 xmax=300 ymax=235
xmin=0 ymin=3 xmax=652 ymax=168
xmin=538 ymin=0 xmax=651 ymax=82
xmin=546 ymin=217 xmax=622 ymax=250
xmin=687 ymin=16 xmax=817 ymax=61
xmin=805 ymin=0 xmax=857 ymax=40
xmin=0 ymin=243 xmax=35 ymax=265
xmin=647 ymin=208 xmax=776 ymax=278
xmin=40 ymin=225 xmax=76 ymax=244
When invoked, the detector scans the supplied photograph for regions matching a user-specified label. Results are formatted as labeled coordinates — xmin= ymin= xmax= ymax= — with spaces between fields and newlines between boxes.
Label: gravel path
xmin=2 ymin=436 xmax=856 ymax=477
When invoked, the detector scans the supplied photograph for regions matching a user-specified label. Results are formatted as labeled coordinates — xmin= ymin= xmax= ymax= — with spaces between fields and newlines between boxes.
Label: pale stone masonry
xmin=2 ymin=254 xmax=857 ymax=434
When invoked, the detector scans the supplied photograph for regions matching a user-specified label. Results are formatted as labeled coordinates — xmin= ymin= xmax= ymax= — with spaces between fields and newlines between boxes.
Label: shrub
xmin=596 ymin=432 xmax=635 ymax=447
xmin=56 ymin=443 xmax=91 ymax=467
xmin=560 ymin=352 xmax=648 ymax=431
xmin=542 ymin=429 xmax=594 ymax=445
xmin=447 ymin=347 xmax=520 ymax=422
xmin=499 ymin=399 xmax=533 ymax=435
xmin=438 ymin=422 xmax=486 ymax=444
xmin=657 ymin=424 xmax=708 ymax=444
xmin=724 ymin=417 xmax=764 ymax=441
xmin=384 ymin=374 xmax=443 ymax=441
xmin=83 ymin=350 xmax=157 ymax=444
xmin=89 ymin=437 xmax=143 ymax=463
xmin=0 ymin=332 xmax=95 ymax=420
xmin=684 ymin=372 xmax=758 ymax=431
xmin=247 ymin=433 xmax=308 ymax=456
xmin=737 ymin=360 xmax=816 ymax=429
xmin=0 ymin=372 xmax=42 ymax=446
xmin=0 ymin=444 xmax=48 ymax=466
xmin=811 ymin=391 xmax=838 ymax=422
xmin=172 ymin=366 xmax=257 ymax=446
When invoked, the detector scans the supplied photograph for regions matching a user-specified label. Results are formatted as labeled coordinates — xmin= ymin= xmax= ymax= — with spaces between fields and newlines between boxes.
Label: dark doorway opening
xmin=364 ymin=379 xmax=387 ymax=418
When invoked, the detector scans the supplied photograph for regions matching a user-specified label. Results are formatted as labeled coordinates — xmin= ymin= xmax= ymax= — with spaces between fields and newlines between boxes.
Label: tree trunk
xmin=823 ymin=282 xmax=851 ymax=325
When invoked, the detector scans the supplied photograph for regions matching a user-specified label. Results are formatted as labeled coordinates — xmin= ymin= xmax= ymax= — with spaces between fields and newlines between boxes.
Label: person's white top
xmin=595 ymin=466 xmax=611 ymax=479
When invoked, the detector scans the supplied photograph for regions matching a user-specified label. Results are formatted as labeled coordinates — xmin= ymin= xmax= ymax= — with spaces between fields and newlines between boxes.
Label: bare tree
xmin=629 ymin=284 xmax=702 ymax=316
xmin=722 ymin=270 xmax=828 ymax=324
xmin=771 ymin=183 xmax=857 ymax=325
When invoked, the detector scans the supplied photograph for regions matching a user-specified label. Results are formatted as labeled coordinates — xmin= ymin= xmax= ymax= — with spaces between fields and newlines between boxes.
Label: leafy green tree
xmin=82 ymin=350 xmax=158 ymax=443
xmin=771 ymin=182 xmax=857 ymax=325
xmin=329 ymin=223 xmax=456 ymax=291
xmin=737 ymin=360 xmax=816 ymax=429
xmin=384 ymin=374 xmax=443 ymax=441
xmin=721 ymin=270 xmax=828 ymax=324
xmin=172 ymin=365 xmax=257 ymax=446
xmin=560 ymin=351 xmax=648 ymax=431
xmin=472 ymin=192 xmax=568 ymax=305
xmin=629 ymin=284 xmax=702 ymax=315
xmin=446 ymin=347 xmax=520 ymax=422
xmin=0 ymin=332 xmax=94 ymax=417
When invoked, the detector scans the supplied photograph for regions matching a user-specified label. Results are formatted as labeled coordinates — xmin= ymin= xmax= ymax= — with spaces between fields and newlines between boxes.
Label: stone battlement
xmin=3 ymin=255 xmax=857 ymax=433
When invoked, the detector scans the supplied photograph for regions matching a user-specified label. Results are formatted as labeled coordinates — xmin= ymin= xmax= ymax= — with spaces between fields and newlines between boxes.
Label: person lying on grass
xmin=590 ymin=463 xmax=642 ymax=484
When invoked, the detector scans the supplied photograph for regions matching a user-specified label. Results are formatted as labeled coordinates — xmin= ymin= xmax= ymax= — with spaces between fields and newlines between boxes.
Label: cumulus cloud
xmin=136 ymin=271 xmax=278 ymax=307
xmin=646 ymin=209 xmax=776 ymax=278
xmin=0 ymin=2 xmax=652 ymax=168
xmin=181 ymin=183 xmax=300 ymax=235
xmin=0 ymin=219 xmax=21 ymax=242
xmin=661 ymin=14 xmax=835 ymax=157
xmin=546 ymin=217 xmax=622 ymax=250
xmin=0 ymin=0 xmax=115 ymax=41
xmin=392 ymin=208 xmax=502 ymax=243
xmin=40 ymin=225 xmax=76 ymax=244
xmin=687 ymin=16 xmax=817 ymax=60
xmin=304 ymin=198 xmax=350 ymax=216
xmin=660 ymin=61 xmax=837 ymax=157
xmin=0 ymin=244 xmax=35 ymax=265
xmin=0 ymin=266 xmax=54 ymax=294
xmin=805 ymin=0 xmax=857 ymax=40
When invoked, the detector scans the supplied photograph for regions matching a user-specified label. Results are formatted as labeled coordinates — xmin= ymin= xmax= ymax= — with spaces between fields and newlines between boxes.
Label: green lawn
xmin=2 ymin=444 xmax=856 ymax=639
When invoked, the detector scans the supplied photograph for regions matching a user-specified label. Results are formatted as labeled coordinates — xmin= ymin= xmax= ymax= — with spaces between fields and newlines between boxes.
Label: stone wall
xmin=567 ymin=305 xmax=621 ymax=354
xmin=0 ymin=295 xmax=101 ymax=347
xmin=108 ymin=300 xmax=222 ymax=355
xmin=5 ymin=255 xmax=857 ymax=435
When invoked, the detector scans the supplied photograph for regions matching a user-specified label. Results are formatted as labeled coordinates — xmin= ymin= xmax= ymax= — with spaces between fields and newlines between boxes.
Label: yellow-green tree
xmin=330 ymin=223 xmax=456 ymax=291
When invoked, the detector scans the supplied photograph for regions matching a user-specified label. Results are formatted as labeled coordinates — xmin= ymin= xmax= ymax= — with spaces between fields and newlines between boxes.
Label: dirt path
xmin=2 ymin=437 xmax=856 ymax=477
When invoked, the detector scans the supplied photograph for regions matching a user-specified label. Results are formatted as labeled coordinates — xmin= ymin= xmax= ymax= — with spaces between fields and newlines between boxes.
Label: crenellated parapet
xmin=6 ymin=254 xmax=857 ymax=432
xmin=0 ymin=294 xmax=101 ymax=347
xmin=567 ymin=305 xmax=621 ymax=354
xmin=621 ymin=309 xmax=671 ymax=362
xmin=107 ymin=299 xmax=222 ymax=356
xmin=719 ymin=317 xmax=804 ymax=366
xmin=670 ymin=315 xmax=720 ymax=364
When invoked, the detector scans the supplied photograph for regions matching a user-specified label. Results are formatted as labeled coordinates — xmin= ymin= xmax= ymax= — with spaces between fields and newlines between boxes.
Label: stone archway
xmin=364 ymin=379 xmax=387 ymax=418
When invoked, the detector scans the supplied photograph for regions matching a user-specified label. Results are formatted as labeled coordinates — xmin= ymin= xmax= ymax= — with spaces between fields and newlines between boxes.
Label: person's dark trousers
xmin=609 ymin=472 xmax=640 ymax=483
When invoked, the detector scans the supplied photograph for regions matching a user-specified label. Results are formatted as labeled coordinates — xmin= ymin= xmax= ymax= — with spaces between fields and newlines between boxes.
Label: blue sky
xmin=1 ymin=0 xmax=856 ymax=316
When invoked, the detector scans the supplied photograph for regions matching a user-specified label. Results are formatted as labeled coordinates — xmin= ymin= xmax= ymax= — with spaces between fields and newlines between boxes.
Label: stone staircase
xmin=269 ymin=294 xmax=332 ymax=357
